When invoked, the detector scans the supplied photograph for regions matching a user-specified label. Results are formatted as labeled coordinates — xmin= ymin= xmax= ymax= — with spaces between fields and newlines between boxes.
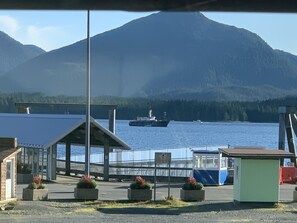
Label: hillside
xmin=0 ymin=31 xmax=45 ymax=75
xmin=1 ymin=12 xmax=297 ymax=101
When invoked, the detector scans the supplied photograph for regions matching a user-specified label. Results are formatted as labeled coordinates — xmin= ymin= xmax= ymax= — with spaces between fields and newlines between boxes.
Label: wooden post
xmin=286 ymin=114 xmax=297 ymax=166
xmin=65 ymin=141 xmax=71 ymax=176
xmin=103 ymin=137 xmax=110 ymax=181
xmin=108 ymin=109 xmax=116 ymax=134
xmin=278 ymin=109 xmax=286 ymax=166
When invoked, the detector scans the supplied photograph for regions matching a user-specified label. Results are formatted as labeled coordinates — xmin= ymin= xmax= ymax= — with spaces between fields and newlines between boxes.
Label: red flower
xmin=187 ymin=176 xmax=197 ymax=186
xmin=33 ymin=176 xmax=42 ymax=186
xmin=135 ymin=176 xmax=146 ymax=186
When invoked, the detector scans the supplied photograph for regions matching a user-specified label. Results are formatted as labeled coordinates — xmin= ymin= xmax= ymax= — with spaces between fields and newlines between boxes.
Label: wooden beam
xmin=103 ymin=137 xmax=110 ymax=181
xmin=65 ymin=141 xmax=71 ymax=176
xmin=278 ymin=112 xmax=286 ymax=166
xmin=285 ymin=114 xmax=297 ymax=166
xmin=15 ymin=102 xmax=117 ymax=112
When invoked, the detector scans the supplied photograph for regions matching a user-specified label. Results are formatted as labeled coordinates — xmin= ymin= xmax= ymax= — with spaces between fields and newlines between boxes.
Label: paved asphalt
xmin=15 ymin=175 xmax=297 ymax=201
xmin=0 ymin=176 xmax=296 ymax=223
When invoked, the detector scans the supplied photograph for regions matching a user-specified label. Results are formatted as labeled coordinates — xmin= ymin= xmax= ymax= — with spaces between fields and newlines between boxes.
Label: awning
xmin=0 ymin=148 xmax=21 ymax=162
xmin=219 ymin=148 xmax=294 ymax=159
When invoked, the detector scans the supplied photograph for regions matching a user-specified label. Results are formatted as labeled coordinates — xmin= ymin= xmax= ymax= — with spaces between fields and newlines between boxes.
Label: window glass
xmin=6 ymin=161 xmax=12 ymax=179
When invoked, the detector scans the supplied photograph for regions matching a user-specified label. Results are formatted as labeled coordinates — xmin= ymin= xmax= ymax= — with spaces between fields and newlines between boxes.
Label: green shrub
xmin=130 ymin=176 xmax=151 ymax=189
xmin=27 ymin=182 xmax=38 ymax=189
xmin=26 ymin=176 xmax=46 ymax=189
xmin=182 ymin=176 xmax=203 ymax=190
xmin=76 ymin=176 xmax=97 ymax=189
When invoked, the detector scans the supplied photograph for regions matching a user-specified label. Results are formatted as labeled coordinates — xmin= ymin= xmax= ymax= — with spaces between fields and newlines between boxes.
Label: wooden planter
xmin=128 ymin=188 xmax=152 ymax=201
xmin=293 ymin=191 xmax=297 ymax=202
xmin=22 ymin=188 xmax=48 ymax=201
xmin=180 ymin=189 xmax=205 ymax=201
xmin=74 ymin=188 xmax=99 ymax=200
xmin=17 ymin=173 xmax=34 ymax=184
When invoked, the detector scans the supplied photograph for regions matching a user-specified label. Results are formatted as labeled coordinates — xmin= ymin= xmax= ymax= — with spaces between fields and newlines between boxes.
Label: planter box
xmin=74 ymin=188 xmax=99 ymax=200
xmin=180 ymin=189 xmax=205 ymax=201
xmin=128 ymin=188 xmax=152 ymax=201
xmin=17 ymin=173 xmax=34 ymax=184
xmin=22 ymin=188 xmax=48 ymax=201
xmin=293 ymin=191 xmax=297 ymax=202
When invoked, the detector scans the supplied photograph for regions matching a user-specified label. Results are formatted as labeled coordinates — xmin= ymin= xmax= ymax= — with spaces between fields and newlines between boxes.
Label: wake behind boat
xmin=129 ymin=110 xmax=170 ymax=127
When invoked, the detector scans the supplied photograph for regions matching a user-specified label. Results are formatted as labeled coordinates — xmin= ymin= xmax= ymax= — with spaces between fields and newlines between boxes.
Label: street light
xmin=85 ymin=10 xmax=91 ymax=176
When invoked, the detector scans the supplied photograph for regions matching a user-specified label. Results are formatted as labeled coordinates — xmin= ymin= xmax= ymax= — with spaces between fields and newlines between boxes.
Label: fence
xmin=57 ymin=145 xmax=227 ymax=180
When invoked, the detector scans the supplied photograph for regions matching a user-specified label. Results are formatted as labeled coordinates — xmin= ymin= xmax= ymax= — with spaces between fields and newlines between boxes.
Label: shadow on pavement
xmin=97 ymin=201 xmax=281 ymax=215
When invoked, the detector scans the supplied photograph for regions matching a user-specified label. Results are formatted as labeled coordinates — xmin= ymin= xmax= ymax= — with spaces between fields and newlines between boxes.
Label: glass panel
xmin=6 ymin=161 xmax=12 ymax=179
xmin=221 ymin=157 xmax=227 ymax=168
xmin=194 ymin=154 xmax=220 ymax=169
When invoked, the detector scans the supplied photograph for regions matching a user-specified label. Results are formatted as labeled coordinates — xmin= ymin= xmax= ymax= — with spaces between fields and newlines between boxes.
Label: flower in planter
xmin=23 ymin=176 xmax=48 ymax=201
xmin=27 ymin=176 xmax=47 ymax=189
xmin=182 ymin=176 xmax=203 ymax=190
xmin=130 ymin=176 xmax=151 ymax=189
xmin=77 ymin=176 xmax=97 ymax=189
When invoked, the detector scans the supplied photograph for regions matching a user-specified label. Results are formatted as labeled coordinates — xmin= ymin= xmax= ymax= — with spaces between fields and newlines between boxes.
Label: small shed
xmin=193 ymin=149 xmax=229 ymax=185
xmin=220 ymin=148 xmax=294 ymax=203
xmin=0 ymin=138 xmax=21 ymax=202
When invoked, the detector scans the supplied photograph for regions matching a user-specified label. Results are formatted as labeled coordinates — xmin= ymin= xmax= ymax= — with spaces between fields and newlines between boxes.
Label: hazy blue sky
xmin=0 ymin=10 xmax=296 ymax=55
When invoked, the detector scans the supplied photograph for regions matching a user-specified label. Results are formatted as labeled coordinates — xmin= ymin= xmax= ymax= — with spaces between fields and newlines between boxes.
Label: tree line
xmin=0 ymin=92 xmax=296 ymax=123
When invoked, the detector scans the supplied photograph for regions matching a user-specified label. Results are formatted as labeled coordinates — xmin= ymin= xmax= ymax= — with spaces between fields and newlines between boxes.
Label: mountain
xmin=0 ymin=31 xmax=45 ymax=75
xmin=1 ymin=12 xmax=297 ymax=101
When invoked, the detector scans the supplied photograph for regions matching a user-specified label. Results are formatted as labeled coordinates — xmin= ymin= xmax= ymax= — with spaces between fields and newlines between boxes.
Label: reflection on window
xmin=221 ymin=157 xmax=227 ymax=168
xmin=194 ymin=153 xmax=227 ymax=169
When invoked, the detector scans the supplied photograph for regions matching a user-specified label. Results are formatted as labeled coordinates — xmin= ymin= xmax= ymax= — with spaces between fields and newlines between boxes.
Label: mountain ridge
xmin=1 ymin=12 xmax=297 ymax=101
xmin=0 ymin=31 xmax=45 ymax=75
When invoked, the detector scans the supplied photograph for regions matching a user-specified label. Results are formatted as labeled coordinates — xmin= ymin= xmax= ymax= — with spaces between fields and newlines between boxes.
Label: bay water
xmin=58 ymin=120 xmax=280 ymax=159
xmin=100 ymin=120 xmax=279 ymax=150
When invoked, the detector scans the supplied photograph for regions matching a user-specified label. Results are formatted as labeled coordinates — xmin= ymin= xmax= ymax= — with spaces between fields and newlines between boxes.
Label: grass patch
xmin=83 ymin=198 xmax=191 ymax=209
xmin=7 ymin=201 xmax=18 ymax=207
xmin=274 ymin=203 xmax=287 ymax=210
xmin=256 ymin=203 xmax=297 ymax=213
xmin=74 ymin=208 xmax=97 ymax=213
xmin=0 ymin=200 xmax=19 ymax=211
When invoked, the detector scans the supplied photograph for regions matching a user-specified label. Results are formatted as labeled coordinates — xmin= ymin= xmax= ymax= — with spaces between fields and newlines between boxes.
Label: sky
xmin=0 ymin=10 xmax=296 ymax=55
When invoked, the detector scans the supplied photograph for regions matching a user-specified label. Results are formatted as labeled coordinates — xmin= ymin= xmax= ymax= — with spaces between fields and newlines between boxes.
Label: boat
xmin=129 ymin=110 xmax=170 ymax=127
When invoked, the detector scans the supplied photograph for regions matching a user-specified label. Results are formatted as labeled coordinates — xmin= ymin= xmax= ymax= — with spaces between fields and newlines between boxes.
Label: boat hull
xmin=129 ymin=120 xmax=169 ymax=127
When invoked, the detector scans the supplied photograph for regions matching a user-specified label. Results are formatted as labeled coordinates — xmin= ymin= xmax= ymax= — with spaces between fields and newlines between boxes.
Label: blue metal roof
xmin=0 ymin=113 xmax=130 ymax=150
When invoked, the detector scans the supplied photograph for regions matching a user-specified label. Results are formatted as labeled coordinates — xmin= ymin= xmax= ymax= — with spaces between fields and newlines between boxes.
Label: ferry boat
xmin=129 ymin=110 xmax=170 ymax=127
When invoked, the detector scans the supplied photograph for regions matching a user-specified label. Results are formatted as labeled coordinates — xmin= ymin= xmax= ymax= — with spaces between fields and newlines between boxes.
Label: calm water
xmin=58 ymin=120 xmax=280 ymax=158
xmin=99 ymin=120 xmax=279 ymax=150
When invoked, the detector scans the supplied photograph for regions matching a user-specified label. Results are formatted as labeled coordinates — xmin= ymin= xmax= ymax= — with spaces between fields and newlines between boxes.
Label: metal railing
xmin=56 ymin=145 xmax=226 ymax=180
